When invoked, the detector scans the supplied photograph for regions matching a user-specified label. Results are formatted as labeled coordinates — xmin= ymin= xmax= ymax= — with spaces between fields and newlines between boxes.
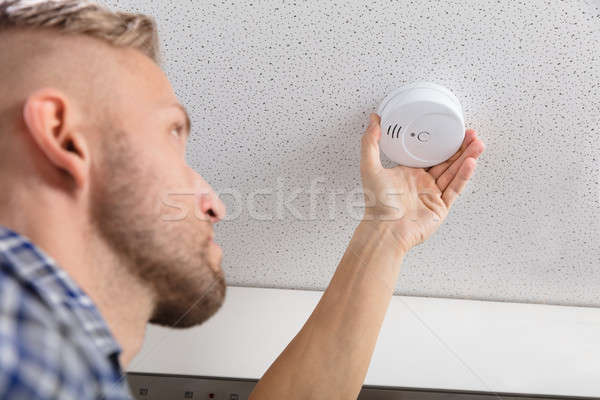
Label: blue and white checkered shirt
xmin=0 ymin=225 xmax=133 ymax=399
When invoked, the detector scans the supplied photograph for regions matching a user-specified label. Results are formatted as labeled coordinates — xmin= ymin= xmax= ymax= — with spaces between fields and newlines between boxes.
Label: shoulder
xmin=0 ymin=233 xmax=132 ymax=399
xmin=0 ymin=268 xmax=103 ymax=399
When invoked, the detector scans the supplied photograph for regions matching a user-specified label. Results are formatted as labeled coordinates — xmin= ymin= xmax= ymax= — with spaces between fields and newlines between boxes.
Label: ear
xmin=22 ymin=88 xmax=90 ymax=189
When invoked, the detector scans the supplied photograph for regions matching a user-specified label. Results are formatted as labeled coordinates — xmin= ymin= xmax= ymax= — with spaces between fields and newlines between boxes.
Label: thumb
xmin=360 ymin=113 xmax=383 ymax=173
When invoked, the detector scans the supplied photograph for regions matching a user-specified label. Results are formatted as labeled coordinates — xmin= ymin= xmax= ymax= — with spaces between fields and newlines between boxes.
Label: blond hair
xmin=0 ymin=0 xmax=160 ymax=63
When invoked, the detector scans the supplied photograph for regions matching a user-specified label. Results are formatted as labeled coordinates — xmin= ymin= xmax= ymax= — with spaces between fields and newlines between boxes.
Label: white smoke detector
xmin=376 ymin=81 xmax=465 ymax=168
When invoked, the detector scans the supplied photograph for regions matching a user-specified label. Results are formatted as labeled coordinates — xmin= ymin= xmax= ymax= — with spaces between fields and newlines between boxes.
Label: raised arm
xmin=249 ymin=113 xmax=486 ymax=400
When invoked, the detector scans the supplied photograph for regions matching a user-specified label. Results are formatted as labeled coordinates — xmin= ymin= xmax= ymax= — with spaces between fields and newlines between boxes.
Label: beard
xmin=89 ymin=130 xmax=226 ymax=328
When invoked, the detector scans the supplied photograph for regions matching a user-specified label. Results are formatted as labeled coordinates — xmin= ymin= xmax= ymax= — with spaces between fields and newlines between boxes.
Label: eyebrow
xmin=172 ymin=103 xmax=191 ymax=136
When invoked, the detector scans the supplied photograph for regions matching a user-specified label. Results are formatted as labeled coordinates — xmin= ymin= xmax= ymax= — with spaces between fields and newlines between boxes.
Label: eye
xmin=170 ymin=123 xmax=185 ymax=139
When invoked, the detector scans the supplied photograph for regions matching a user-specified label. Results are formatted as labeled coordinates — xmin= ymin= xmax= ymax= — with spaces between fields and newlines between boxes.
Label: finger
xmin=427 ymin=129 xmax=477 ymax=178
xmin=436 ymin=137 xmax=485 ymax=192
xmin=442 ymin=157 xmax=477 ymax=209
xmin=360 ymin=113 xmax=383 ymax=173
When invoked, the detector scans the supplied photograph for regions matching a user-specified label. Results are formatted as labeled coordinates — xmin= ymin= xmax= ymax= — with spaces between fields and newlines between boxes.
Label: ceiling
xmin=100 ymin=0 xmax=600 ymax=307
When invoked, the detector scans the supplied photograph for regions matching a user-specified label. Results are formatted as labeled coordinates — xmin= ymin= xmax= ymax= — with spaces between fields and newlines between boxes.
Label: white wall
xmin=128 ymin=286 xmax=600 ymax=398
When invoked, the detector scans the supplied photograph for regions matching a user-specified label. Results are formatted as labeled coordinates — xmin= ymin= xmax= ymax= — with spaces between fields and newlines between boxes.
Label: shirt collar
xmin=0 ymin=224 xmax=122 ymax=361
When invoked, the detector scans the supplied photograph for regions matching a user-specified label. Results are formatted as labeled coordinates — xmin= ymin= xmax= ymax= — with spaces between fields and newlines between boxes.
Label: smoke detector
xmin=376 ymin=81 xmax=465 ymax=168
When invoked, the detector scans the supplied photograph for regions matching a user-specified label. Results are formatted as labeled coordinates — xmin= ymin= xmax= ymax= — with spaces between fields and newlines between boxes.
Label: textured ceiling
xmin=100 ymin=0 xmax=600 ymax=307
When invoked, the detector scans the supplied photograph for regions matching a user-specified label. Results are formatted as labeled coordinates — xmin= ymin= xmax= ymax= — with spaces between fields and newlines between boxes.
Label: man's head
xmin=0 ymin=0 xmax=227 ymax=327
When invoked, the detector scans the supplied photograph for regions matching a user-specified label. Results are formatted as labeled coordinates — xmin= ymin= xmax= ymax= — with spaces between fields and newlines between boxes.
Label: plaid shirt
xmin=0 ymin=225 xmax=133 ymax=399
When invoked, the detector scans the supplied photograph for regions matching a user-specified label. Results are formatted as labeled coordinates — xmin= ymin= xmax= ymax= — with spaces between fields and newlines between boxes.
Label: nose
xmin=195 ymin=178 xmax=226 ymax=223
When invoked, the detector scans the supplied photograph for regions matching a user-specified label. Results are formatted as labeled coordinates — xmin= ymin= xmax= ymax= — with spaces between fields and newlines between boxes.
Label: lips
xmin=205 ymin=224 xmax=215 ymax=243
xmin=207 ymin=231 xmax=218 ymax=246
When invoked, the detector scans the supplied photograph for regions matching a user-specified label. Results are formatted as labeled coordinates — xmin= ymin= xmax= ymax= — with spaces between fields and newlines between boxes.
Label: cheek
xmin=150 ymin=161 xmax=198 ymax=219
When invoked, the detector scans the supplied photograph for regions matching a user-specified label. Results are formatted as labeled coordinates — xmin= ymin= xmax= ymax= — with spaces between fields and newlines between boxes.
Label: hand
xmin=359 ymin=113 xmax=485 ymax=253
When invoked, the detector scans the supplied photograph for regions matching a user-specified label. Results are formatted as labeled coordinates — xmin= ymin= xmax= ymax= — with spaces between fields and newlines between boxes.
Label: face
xmin=88 ymin=49 xmax=227 ymax=328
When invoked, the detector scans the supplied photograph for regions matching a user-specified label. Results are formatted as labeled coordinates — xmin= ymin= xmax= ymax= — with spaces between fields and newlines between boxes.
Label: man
xmin=0 ymin=0 xmax=485 ymax=398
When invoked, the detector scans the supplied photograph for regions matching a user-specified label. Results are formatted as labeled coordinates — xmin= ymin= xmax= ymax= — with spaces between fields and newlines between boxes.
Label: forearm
xmin=249 ymin=220 xmax=407 ymax=400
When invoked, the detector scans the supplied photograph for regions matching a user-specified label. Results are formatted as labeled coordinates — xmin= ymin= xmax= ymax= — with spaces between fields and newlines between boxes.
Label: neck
xmin=0 ymin=188 xmax=154 ymax=369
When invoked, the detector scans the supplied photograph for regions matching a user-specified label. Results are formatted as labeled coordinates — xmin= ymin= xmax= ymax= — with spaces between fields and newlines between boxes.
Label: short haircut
xmin=0 ymin=0 xmax=160 ymax=63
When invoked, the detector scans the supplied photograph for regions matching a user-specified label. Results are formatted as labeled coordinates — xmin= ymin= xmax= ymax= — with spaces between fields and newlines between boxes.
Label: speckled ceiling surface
xmin=100 ymin=0 xmax=600 ymax=307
